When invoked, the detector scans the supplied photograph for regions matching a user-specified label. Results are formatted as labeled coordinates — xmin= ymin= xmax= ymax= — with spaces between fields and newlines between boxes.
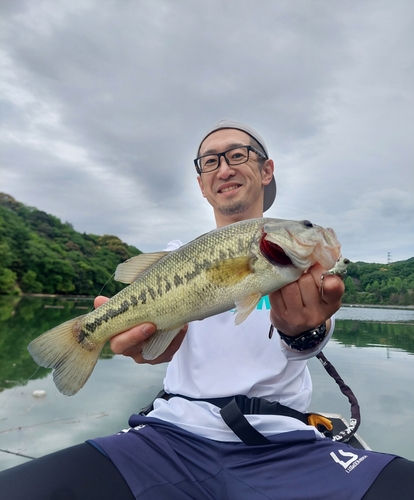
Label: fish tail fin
xmin=27 ymin=314 xmax=104 ymax=396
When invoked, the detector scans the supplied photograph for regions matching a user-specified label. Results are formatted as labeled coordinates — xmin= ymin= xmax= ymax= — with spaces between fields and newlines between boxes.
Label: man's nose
xmin=216 ymin=156 xmax=235 ymax=177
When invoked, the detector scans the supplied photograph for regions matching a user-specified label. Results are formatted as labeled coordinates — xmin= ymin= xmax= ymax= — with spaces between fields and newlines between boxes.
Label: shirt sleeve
xmin=164 ymin=239 xmax=183 ymax=251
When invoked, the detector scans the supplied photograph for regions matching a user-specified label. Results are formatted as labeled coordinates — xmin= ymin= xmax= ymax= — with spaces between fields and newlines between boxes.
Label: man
xmin=1 ymin=120 xmax=413 ymax=499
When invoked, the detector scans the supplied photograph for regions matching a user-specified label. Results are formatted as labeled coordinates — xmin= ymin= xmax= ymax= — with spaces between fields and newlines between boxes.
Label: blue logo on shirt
xmin=230 ymin=295 xmax=270 ymax=312
xmin=256 ymin=295 xmax=271 ymax=310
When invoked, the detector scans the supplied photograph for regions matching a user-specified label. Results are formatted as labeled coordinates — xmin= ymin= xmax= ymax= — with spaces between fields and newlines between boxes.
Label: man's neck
xmin=214 ymin=208 xmax=264 ymax=228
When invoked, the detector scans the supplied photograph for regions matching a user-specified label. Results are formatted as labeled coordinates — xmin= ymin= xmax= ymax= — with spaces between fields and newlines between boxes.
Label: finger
xmin=278 ymin=272 xmax=319 ymax=312
xmin=110 ymin=323 xmax=157 ymax=355
xmin=280 ymin=281 xmax=305 ymax=309
xmin=307 ymin=267 xmax=345 ymax=304
xmin=269 ymin=272 xmax=334 ymax=335
xmin=94 ymin=295 xmax=109 ymax=308
xmin=268 ymin=289 xmax=286 ymax=313
xmin=320 ymin=275 xmax=345 ymax=302
xmin=269 ymin=282 xmax=307 ymax=330
xmin=125 ymin=325 xmax=188 ymax=365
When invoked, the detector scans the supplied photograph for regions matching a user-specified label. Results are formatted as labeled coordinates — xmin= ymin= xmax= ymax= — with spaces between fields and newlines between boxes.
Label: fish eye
xmin=302 ymin=220 xmax=313 ymax=228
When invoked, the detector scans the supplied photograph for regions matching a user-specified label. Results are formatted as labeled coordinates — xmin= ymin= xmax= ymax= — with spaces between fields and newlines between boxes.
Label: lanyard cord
xmin=316 ymin=351 xmax=361 ymax=442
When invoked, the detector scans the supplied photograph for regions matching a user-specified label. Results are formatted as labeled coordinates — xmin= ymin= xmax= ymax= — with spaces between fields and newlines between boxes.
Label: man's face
xmin=197 ymin=129 xmax=273 ymax=224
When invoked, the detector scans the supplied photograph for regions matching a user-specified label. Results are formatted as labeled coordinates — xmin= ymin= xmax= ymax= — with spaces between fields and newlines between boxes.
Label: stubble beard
xmin=218 ymin=199 xmax=250 ymax=216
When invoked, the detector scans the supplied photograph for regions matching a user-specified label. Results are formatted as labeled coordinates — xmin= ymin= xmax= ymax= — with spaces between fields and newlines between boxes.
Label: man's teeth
xmin=221 ymin=186 xmax=239 ymax=193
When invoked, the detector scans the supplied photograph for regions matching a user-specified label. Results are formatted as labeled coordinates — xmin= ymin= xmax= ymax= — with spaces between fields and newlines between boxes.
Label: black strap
xmin=164 ymin=393 xmax=308 ymax=422
xmin=316 ymin=351 xmax=361 ymax=442
xmin=164 ymin=393 xmax=309 ymax=446
xmin=139 ymin=389 xmax=167 ymax=416
xmin=139 ymin=351 xmax=360 ymax=446
xmin=219 ymin=397 xmax=271 ymax=445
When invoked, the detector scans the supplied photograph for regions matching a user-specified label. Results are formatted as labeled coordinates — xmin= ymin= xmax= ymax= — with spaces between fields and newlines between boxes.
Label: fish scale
xmin=28 ymin=217 xmax=342 ymax=396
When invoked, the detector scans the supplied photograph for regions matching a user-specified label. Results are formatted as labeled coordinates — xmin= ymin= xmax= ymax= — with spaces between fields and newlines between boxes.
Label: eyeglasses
xmin=194 ymin=145 xmax=267 ymax=174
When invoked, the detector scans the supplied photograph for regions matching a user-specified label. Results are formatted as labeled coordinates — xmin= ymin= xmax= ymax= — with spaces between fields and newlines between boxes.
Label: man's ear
xmin=261 ymin=159 xmax=274 ymax=186
xmin=197 ymin=176 xmax=206 ymax=197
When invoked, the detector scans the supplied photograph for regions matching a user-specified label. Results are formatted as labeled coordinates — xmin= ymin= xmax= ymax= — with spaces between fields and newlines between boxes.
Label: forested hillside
xmin=0 ymin=193 xmax=141 ymax=296
xmin=342 ymin=259 xmax=414 ymax=306
xmin=0 ymin=193 xmax=413 ymax=305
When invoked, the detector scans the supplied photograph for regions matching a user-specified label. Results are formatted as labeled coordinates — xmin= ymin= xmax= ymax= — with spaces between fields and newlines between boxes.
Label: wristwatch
xmin=277 ymin=322 xmax=327 ymax=351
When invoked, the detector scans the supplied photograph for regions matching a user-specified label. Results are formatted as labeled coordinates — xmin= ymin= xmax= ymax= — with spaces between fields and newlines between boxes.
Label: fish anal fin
xmin=142 ymin=327 xmax=185 ymax=360
xmin=234 ymin=293 xmax=262 ymax=325
xmin=27 ymin=315 xmax=104 ymax=396
xmin=115 ymin=252 xmax=170 ymax=284
xmin=206 ymin=257 xmax=254 ymax=287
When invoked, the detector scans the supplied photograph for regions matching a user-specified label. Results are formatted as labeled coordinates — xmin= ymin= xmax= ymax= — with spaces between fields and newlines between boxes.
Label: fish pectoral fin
xmin=115 ymin=252 xmax=170 ymax=284
xmin=206 ymin=257 xmax=254 ymax=287
xmin=142 ymin=326 xmax=185 ymax=360
xmin=234 ymin=293 xmax=262 ymax=325
xmin=27 ymin=315 xmax=104 ymax=396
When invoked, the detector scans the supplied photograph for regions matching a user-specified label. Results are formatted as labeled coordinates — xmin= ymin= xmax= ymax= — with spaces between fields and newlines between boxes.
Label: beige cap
xmin=197 ymin=119 xmax=276 ymax=212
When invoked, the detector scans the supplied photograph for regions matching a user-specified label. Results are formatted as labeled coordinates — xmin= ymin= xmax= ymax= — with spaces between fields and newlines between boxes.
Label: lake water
xmin=0 ymin=297 xmax=413 ymax=471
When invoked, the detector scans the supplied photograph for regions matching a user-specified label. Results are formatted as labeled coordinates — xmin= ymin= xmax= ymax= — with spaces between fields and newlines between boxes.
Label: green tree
xmin=20 ymin=270 xmax=43 ymax=293
xmin=0 ymin=268 xmax=19 ymax=294
xmin=345 ymin=276 xmax=356 ymax=294
xmin=0 ymin=193 xmax=142 ymax=296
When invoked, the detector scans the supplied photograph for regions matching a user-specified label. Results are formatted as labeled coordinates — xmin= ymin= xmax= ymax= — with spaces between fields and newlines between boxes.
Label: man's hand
xmin=269 ymin=264 xmax=345 ymax=337
xmin=94 ymin=296 xmax=187 ymax=364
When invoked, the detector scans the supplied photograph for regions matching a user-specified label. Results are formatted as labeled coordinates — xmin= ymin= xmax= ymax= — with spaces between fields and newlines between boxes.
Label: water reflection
xmin=0 ymin=297 xmax=413 ymax=471
xmin=334 ymin=319 xmax=414 ymax=354
xmin=0 ymin=296 xmax=112 ymax=392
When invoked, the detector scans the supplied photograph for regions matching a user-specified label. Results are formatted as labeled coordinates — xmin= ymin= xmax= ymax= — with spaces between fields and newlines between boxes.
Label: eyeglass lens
xmin=199 ymin=146 xmax=249 ymax=172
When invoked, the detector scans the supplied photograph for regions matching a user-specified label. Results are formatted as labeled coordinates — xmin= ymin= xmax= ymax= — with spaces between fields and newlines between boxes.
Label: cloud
xmin=1 ymin=0 xmax=413 ymax=262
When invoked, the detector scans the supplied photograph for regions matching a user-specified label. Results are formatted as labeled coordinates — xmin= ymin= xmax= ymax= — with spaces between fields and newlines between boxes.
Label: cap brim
xmin=264 ymin=176 xmax=276 ymax=212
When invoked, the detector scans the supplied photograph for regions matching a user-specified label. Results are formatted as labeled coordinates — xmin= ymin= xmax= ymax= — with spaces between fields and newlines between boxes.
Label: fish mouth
xmin=260 ymin=235 xmax=293 ymax=266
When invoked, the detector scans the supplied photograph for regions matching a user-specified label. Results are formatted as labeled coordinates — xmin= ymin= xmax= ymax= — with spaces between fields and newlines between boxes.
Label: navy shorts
xmin=90 ymin=415 xmax=395 ymax=500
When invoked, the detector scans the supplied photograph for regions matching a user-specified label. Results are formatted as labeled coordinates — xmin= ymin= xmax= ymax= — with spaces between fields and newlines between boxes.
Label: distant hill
xmin=342 ymin=258 xmax=414 ymax=306
xmin=0 ymin=193 xmax=142 ymax=296
xmin=0 ymin=193 xmax=413 ymax=305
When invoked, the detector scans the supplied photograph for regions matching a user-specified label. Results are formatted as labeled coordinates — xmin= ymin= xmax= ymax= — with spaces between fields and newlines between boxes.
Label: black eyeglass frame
xmin=194 ymin=145 xmax=267 ymax=175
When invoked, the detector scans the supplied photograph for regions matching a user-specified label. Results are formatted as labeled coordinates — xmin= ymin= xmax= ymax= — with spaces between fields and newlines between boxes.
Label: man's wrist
xmin=277 ymin=322 xmax=327 ymax=351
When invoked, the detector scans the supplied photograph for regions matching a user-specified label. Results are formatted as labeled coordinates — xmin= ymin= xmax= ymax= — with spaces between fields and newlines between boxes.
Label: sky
xmin=1 ymin=0 xmax=413 ymax=264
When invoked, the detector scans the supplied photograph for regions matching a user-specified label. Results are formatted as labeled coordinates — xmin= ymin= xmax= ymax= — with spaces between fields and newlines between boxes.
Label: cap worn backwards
xmin=197 ymin=119 xmax=276 ymax=212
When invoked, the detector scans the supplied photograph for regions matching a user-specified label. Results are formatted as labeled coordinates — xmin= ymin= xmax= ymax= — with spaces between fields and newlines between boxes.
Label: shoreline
xmin=2 ymin=294 xmax=413 ymax=311
xmin=21 ymin=293 xmax=95 ymax=300
xmin=341 ymin=303 xmax=414 ymax=310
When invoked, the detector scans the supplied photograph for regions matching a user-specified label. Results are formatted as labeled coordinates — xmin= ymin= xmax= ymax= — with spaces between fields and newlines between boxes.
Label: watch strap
xmin=277 ymin=322 xmax=327 ymax=351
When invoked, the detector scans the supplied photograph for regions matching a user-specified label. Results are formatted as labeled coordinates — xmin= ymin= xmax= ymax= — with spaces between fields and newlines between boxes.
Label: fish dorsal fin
xmin=234 ymin=293 xmax=262 ymax=325
xmin=206 ymin=257 xmax=254 ymax=287
xmin=142 ymin=326 xmax=184 ymax=360
xmin=115 ymin=252 xmax=170 ymax=284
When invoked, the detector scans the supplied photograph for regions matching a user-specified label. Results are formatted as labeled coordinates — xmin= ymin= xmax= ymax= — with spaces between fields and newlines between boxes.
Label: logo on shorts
xmin=330 ymin=450 xmax=368 ymax=473
xmin=118 ymin=424 xmax=147 ymax=434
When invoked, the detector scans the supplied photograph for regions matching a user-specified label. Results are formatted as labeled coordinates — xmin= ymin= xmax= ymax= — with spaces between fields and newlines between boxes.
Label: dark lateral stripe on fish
xmin=174 ymin=274 xmax=184 ymax=287
xmin=84 ymin=300 xmax=132 ymax=333
xmin=26 ymin=217 xmax=342 ymax=396
xmin=183 ymin=260 xmax=214 ymax=283
xmin=77 ymin=329 xmax=91 ymax=343
xmin=219 ymin=250 xmax=228 ymax=259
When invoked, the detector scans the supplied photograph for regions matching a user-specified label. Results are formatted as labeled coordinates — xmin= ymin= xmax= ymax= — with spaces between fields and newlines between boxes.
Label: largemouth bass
xmin=28 ymin=218 xmax=342 ymax=396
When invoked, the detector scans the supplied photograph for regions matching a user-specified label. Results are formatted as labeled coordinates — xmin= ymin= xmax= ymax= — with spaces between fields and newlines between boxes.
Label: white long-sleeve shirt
xmin=148 ymin=240 xmax=333 ymax=441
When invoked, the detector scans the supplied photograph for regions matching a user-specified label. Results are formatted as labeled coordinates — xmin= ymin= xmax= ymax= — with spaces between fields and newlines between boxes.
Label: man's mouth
xmin=218 ymin=184 xmax=241 ymax=194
